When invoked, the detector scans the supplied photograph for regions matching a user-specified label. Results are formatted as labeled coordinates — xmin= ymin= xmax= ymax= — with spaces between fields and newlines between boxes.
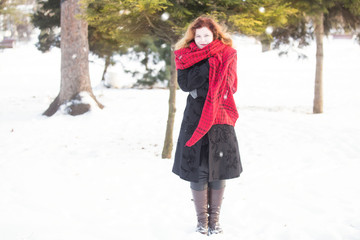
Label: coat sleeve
xmin=177 ymin=59 xmax=209 ymax=92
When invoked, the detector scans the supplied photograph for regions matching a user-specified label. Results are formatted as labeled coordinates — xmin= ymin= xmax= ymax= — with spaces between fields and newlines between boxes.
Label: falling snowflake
xmin=161 ymin=12 xmax=170 ymax=21
xmin=259 ymin=7 xmax=265 ymax=13
xmin=119 ymin=10 xmax=130 ymax=15
xmin=265 ymin=26 xmax=273 ymax=34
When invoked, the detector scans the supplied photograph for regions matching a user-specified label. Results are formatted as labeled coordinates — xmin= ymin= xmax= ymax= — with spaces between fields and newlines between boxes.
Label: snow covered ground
xmin=1 ymin=35 xmax=360 ymax=240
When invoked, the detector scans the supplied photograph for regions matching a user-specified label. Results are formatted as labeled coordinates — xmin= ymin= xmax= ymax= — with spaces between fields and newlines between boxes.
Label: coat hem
xmin=172 ymin=170 xmax=242 ymax=183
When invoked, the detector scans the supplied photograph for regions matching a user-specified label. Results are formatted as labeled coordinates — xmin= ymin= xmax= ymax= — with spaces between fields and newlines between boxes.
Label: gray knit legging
xmin=190 ymin=180 xmax=226 ymax=191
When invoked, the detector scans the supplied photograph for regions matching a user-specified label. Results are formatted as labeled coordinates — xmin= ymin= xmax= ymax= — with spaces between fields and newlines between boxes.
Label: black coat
xmin=172 ymin=59 xmax=242 ymax=182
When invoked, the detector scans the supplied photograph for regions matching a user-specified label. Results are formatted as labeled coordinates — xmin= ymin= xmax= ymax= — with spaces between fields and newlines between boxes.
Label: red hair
xmin=175 ymin=16 xmax=232 ymax=50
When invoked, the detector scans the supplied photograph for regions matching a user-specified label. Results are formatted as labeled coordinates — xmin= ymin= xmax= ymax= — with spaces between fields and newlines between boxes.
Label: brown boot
xmin=208 ymin=187 xmax=225 ymax=235
xmin=191 ymin=189 xmax=208 ymax=234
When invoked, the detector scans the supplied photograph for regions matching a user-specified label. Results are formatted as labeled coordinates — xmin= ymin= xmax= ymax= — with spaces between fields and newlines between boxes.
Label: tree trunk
xmin=313 ymin=13 xmax=324 ymax=114
xmin=260 ymin=39 xmax=271 ymax=52
xmin=101 ymin=55 xmax=111 ymax=88
xmin=43 ymin=0 xmax=103 ymax=116
xmin=162 ymin=48 xmax=177 ymax=159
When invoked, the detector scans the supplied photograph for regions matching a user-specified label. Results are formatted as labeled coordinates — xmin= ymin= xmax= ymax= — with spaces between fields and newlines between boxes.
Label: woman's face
xmin=194 ymin=27 xmax=214 ymax=49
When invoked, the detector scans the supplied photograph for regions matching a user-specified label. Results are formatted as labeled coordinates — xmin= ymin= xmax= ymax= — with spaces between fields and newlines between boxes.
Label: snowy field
xmin=1 ymin=35 xmax=360 ymax=240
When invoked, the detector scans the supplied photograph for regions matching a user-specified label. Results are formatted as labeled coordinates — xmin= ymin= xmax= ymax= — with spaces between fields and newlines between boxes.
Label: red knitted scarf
xmin=174 ymin=39 xmax=239 ymax=147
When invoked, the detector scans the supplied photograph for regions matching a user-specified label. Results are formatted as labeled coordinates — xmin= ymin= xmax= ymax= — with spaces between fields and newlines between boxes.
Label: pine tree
xmin=83 ymin=0 xmax=294 ymax=158
xmin=43 ymin=0 xmax=103 ymax=116
xmin=32 ymin=0 xmax=128 ymax=87
xmin=88 ymin=25 xmax=129 ymax=87
xmin=31 ymin=0 xmax=60 ymax=51
xmin=226 ymin=0 xmax=298 ymax=51
xmin=125 ymin=36 xmax=171 ymax=88
xmin=83 ymin=0 xmax=217 ymax=158
xmin=272 ymin=0 xmax=360 ymax=113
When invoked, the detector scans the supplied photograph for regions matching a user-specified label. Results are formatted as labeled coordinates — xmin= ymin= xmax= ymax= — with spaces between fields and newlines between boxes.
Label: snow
xmin=1 ymin=35 xmax=360 ymax=240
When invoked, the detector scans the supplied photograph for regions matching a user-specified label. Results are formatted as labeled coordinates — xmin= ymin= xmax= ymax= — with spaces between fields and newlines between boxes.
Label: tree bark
xmin=43 ymin=0 xmax=103 ymax=116
xmin=162 ymin=49 xmax=177 ymax=159
xmin=313 ymin=13 xmax=324 ymax=114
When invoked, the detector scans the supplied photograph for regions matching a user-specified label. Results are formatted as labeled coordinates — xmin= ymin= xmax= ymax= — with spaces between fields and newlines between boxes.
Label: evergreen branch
xmin=143 ymin=13 xmax=172 ymax=42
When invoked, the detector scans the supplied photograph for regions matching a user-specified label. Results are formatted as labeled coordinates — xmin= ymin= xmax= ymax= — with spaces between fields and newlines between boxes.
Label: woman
xmin=172 ymin=16 xmax=243 ymax=235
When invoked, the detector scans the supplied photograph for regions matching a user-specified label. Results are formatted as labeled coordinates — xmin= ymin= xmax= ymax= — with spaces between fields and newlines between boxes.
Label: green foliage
xmin=227 ymin=0 xmax=298 ymax=42
xmin=81 ymin=0 xmax=302 ymax=84
xmin=88 ymin=26 xmax=128 ymax=59
xmin=38 ymin=0 xmax=344 ymax=86
xmin=83 ymin=0 xmax=223 ymax=44
xmin=323 ymin=0 xmax=360 ymax=34
xmin=82 ymin=0 xmax=216 ymax=86
xmin=31 ymin=0 xmax=60 ymax=51
xmin=272 ymin=0 xmax=360 ymax=52
xmin=84 ymin=0 xmax=173 ymax=86
xmin=36 ymin=29 xmax=60 ymax=52
xmin=125 ymin=36 xmax=171 ymax=87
